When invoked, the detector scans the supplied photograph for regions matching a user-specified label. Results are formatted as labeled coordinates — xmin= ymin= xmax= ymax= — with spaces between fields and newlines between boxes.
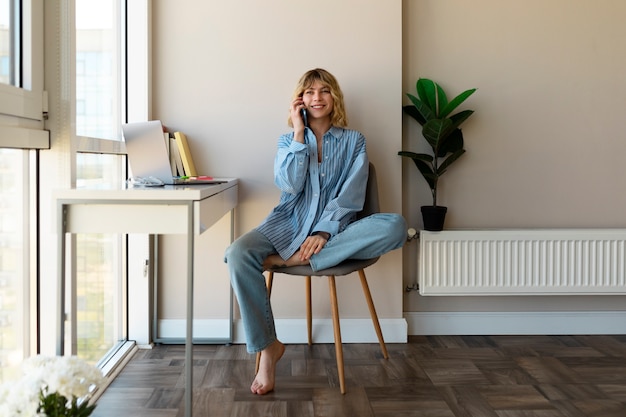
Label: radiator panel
xmin=419 ymin=230 xmax=626 ymax=295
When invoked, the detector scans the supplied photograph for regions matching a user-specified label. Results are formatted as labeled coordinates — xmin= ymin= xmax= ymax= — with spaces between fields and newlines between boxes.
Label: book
xmin=163 ymin=131 xmax=170 ymax=155
xmin=174 ymin=131 xmax=197 ymax=177
xmin=169 ymin=135 xmax=185 ymax=176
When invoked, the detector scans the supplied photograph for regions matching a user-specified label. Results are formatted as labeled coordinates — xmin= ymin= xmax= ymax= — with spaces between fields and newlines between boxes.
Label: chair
xmin=257 ymin=163 xmax=388 ymax=394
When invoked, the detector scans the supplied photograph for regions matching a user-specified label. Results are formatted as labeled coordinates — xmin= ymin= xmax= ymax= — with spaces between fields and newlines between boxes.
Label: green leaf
xmin=38 ymin=391 xmax=98 ymax=417
xmin=439 ymin=88 xmax=476 ymax=118
xmin=437 ymin=148 xmax=466 ymax=175
xmin=435 ymin=82 xmax=448 ymax=116
xmin=398 ymin=151 xmax=435 ymax=190
xmin=416 ymin=79 xmax=437 ymax=114
xmin=406 ymin=93 xmax=435 ymax=123
xmin=422 ymin=118 xmax=453 ymax=150
xmin=398 ymin=150 xmax=433 ymax=162
xmin=40 ymin=392 xmax=69 ymax=417
xmin=402 ymin=104 xmax=427 ymax=126
xmin=414 ymin=160 xmax=436 ymax=190
xmin=437 ymin=128 xmax=464 ymax=157
xmin=449 ymin=109 xmax=474 ymax=129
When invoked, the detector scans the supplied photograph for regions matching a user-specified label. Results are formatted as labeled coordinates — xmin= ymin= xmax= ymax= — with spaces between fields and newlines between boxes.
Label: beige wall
xmin=152 ymin=0 xmax=404 ymax=333
xmin=152 ymin=0 xmax=626 ymax=337
xmin=402 ymin=0 xmax=626 ymax=314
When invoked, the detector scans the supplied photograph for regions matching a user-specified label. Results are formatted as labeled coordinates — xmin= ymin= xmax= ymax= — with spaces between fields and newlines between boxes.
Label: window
xmin=0 ymin=0 xmax=44 ymax=124
xmin=0 ymin=0 xmax=43 ymax=383
xmin=0 ymin=0 xmax=147 ymax=382
xmin=0 ymin=149 xmax=32 ymax=381
xmin=76 ymin=0 xmax=123 ymax=140
xmin=75 ymin=153 xmax=126 ymax=365
xmin=73 ymin=0 xmax=127 ymax=366
xmin=0 ymin=0 xmax=18 ymax=86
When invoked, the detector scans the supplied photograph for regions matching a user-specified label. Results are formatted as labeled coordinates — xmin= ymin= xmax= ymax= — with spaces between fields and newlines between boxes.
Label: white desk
xmin=55 ymin=179 xmax=238 ymax=417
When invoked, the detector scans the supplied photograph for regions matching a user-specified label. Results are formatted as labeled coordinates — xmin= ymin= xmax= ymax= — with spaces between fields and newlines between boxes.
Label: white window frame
xmin=68 ymin=0 xmax=153 ymax=360
xmin=0 ymin=0 xmax=46 ymax=135
xmin=68 ymin=0 xmax=152 ymax=364
xmin=0 ymin=0 xmax=45 ymax=375
xmin=36 ymin=0 xmax=151 ymax=364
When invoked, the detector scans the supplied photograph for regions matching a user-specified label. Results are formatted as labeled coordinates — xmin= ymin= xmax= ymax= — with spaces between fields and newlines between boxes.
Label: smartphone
xmin=300 ymin=108 xmax=309 ymax=127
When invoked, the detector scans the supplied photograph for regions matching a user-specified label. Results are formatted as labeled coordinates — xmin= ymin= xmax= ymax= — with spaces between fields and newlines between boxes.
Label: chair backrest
xmin=357 ymin=163 xmax=380 ymax=220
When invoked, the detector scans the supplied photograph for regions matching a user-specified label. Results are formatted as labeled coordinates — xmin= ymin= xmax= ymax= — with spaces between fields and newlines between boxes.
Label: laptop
xmin=122 ymin=120 xmax=224 ymax=185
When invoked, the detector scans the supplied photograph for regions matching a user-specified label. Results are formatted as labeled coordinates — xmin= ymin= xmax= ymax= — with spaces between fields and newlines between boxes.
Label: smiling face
xmin=302 ymin=80 xmax=334 ymax=122
xmin=288 ymin=68 xmax=348 ymax=128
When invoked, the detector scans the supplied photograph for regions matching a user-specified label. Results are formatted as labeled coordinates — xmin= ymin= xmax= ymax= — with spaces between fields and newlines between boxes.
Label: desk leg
xmin=185 ymin=202 xmax=194 ymax=417
xmin=57 ymin=203 xmax=66 ymax=356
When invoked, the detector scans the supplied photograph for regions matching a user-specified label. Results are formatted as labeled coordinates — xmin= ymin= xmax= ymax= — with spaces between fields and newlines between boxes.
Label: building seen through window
xmin=74 ymin=0 xmax=126 ymax=366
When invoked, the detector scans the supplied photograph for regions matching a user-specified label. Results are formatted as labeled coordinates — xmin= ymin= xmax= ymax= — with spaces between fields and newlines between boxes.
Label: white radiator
xmin=419 ymin=230 xmax=626 ymax=296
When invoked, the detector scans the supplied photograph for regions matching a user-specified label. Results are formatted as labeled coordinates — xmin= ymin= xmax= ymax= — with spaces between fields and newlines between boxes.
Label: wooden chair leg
xmin=306 ymin=276 xmax=312 ymax=346
xmin=256 ymin=271 xmax=275 ymax=374
xmin=358 ymin=269 xmax=389 ymax=359
xmin=266 ymin=271 xmax=274 ymax=297
xmin=328 ymin=275 xmax=346 ymax=394
xmin=255 ymin=353 xmax=261 ymax=374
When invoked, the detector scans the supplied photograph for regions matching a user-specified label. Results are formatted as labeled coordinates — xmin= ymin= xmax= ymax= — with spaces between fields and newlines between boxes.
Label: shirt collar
xmin=328 ymin=126 xmax=344 ymax=139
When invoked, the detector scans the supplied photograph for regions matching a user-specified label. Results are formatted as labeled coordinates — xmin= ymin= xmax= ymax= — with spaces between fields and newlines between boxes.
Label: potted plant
xmin=399 ymin=78 xmax=476 ymax=231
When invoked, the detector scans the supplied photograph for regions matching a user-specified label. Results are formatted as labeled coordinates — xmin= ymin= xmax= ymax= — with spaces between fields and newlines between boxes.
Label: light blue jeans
xmin=224 ymin=213 xmax=407 ymax=353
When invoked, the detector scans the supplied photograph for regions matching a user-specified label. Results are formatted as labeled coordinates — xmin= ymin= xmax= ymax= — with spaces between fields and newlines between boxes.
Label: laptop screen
xmin=122 ymin=120 xmax=174 ymax=184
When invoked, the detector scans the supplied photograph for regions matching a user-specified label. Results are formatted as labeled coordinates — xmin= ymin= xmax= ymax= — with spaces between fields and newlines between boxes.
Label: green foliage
xmin=400 ymin=78 xmax=476 ymax=206
xmin=39 ymin=391 xmax=97 ymax=417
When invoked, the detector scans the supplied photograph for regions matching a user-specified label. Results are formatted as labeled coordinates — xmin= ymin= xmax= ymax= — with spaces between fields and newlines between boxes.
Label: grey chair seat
xmin=268 ymin=257 xmax=379 ymax=277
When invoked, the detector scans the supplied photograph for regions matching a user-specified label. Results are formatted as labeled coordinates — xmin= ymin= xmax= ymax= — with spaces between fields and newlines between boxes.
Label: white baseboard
xmin=157 ymin=318 xmax=408 ymax=344
xmin=158 ymin=319 xmax=231 ymax=340
xmin=257 ymin=318 xmax=407 ymax=344
xmin=404 ymin=311 xmax=626 ymax=335
xmin=157 ymin=312 xmax=626 ymax=343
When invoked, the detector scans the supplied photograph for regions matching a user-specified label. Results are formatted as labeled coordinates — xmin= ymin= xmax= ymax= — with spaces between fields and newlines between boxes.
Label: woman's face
xmin=302 ymin=80 xmax=334 ymax=122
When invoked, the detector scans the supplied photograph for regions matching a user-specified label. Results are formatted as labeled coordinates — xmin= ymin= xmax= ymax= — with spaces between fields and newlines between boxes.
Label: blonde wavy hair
xmin=288 ymin=68 xmax=348 ymax=128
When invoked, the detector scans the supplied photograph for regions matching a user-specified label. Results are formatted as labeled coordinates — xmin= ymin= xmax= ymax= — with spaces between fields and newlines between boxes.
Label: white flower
xmin=0 ymin=355 xmax=105 ymax=417
xmin=22 ymin=355 xmax=105 ymax=400
xmin=0 ymin=374 xmax=41 ymax=416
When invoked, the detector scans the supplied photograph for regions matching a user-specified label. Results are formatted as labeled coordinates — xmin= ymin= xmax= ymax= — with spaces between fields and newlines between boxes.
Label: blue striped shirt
xmin=256 ymin=126 xmax=369 ymax=260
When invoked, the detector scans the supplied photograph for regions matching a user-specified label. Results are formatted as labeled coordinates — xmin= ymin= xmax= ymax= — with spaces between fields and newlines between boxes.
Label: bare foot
xmin=251 ymin=340 xmax=285 ymax=395
xmin=262 ymin=254 xmax=285 ymax=270
xmin=262 ymin=252 xmax=309 ymax=270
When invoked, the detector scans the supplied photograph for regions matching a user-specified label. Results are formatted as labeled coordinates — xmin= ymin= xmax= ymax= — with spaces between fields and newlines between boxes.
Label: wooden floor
xmin=92 ymin=335 xmax=626 ymax=417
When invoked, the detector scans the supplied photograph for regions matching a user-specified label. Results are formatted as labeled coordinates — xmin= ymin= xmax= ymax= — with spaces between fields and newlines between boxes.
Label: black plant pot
xmin=421 ymin=205 xmax=447 ymax=231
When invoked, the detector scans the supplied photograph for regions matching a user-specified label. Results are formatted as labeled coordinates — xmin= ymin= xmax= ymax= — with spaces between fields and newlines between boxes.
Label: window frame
xmin=65 ymin=0 xmax=152 ymax=368
xmin=67 ymin=0 xmax=151 ymax=365
xmin=0 ymin=0 xmax=44 ymax=379
xmin=0 ymin=0 xmax=151 ymax=370
xmin=0 ymin=0 xmax=45 ymax=125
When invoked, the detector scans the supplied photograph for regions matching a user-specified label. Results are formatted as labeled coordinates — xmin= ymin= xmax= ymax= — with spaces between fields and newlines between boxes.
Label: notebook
xmin=122 ymin=120 xmax=224 ymax=185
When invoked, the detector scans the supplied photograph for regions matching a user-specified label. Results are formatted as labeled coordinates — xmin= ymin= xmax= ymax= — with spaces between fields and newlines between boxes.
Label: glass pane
xmin=76 ymin=0 xmax=122 ymax=139
xmin=75 ymin=153 xmax=125 ymax=364
xmin=0 ymin=0 xmax=17 ymax=86
xmin=0 ymin=149 xmax=27 ymax=382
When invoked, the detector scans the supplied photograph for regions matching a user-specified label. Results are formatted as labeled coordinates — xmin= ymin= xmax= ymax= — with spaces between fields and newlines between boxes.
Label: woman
xmin=225 ymin=68 xmax=406 ymax=395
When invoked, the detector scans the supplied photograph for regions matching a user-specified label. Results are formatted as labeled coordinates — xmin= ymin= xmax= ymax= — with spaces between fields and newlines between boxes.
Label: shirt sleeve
xmin=274 ymin=132 xmax=309 ymax=195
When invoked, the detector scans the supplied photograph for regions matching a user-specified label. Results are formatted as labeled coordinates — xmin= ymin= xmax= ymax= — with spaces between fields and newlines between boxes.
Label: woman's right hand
xmin=290 ymin=98 xmax=307 ymax=142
